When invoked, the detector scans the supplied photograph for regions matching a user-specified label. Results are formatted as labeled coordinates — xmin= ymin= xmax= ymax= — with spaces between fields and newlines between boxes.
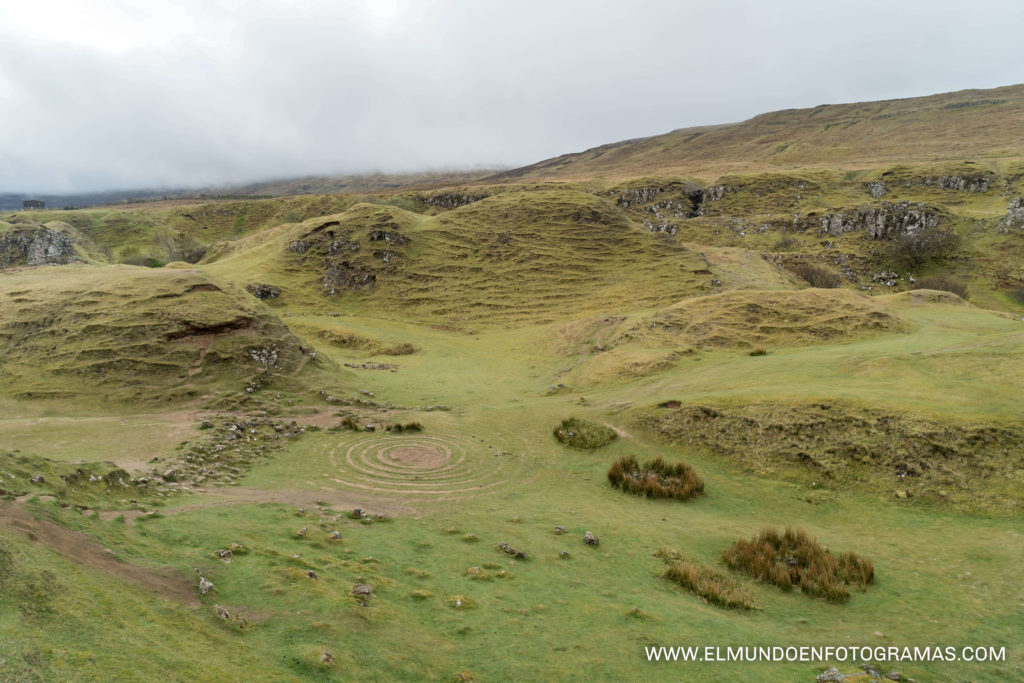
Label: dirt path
xmin=0 ymin=502 xmax=200 ymax=606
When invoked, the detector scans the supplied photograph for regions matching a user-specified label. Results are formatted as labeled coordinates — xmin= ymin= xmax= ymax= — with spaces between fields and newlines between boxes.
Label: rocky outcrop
xmin=0 ymin=225 xmax=80 ymax=267
xmin=287 ymin=211 xmax=411 ymax=296
xmin=817 ymin=202 xmax=942 ymax=239
xmin=322 ymin=264 xmax=376 ymax=294
xmin=423 ymin=192 xmax=488 ymax=209
xmin=866 ymin=181 xmax=887 ymax=198
xmin=612 ymin=183 xmax=705 ymax=228
xmin=1004 ymin=197 xmax=1024 ymax=230
xmin=931 ymin=174 xmax=992 ymax=192
xmin=245 ymin=283 xmax=281 ymax=299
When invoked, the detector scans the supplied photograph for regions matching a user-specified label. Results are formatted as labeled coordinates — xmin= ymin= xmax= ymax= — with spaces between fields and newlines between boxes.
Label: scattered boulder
xmin=320 ymin=650 xmax=335 ymax=665
xmin=866 ymin=181 xmax=887 ymax=198
xmin=351 ymin=583 xmax=373 ymax=596
xmin=497 ymin=542 xmax=528 ymax=560
xmin=215 ymin=549 xmax=233 ymax=562
xmin=350 ymin=508 xmax=367 ymax=519
xmin=583 ymin=531 xmax=599 ymax=546
xmin=306 ymin=570 xmax=318 ymax=580
xmin=30 ymin=475 xmax=44 ymax=484
xmin=817 ymin=668 xmax=844 ymax=683
xmin=215 ymin=605 xmax=230 ymax=620
xmin=198 ymin=576 xmax=214 ymax=595
xmin=554 ymin=525 xmax=567 ymax=534
xmin=329 ymin=530 xmax=341 ymax=540
xmin=295 ymin=527 xmax=307 ymax=538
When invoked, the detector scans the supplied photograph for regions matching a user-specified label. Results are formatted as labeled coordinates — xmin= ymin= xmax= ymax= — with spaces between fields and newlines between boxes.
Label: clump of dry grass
xmin=656 ymin=549 xmax=755 ymax=609
xmin=722 ymin=527 xmax=874 ymax=603
xmin=607 ymin=456 xmax=704 ymax=500
xmin=785 ymin=262 xmax=842 ymax=288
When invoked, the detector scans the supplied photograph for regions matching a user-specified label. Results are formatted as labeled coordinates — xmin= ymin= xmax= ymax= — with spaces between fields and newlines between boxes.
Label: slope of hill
xmin=486 ymin=84 xmax=1024 ymax=182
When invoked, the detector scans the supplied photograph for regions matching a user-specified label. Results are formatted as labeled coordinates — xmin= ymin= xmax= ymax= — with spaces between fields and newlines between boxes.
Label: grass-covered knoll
xmin=634 ymin=399 xmax=1024 ymax=514
xmin=202 ymin=190 xmax=711 ymax=325
xmin=722 ymin=527 xmax=874 ymax=603
xmin=0 ymin=265 xmax=309 ymax=402
xmin=553 ymin=417 xmax=617 ymax=449
xmin=608 ymin=455 xmax=704 ymax=500
xmin=656 ymin=548 xmax=755 ymax=610
xmin=625 ymin=289 xmax=904 ymax=350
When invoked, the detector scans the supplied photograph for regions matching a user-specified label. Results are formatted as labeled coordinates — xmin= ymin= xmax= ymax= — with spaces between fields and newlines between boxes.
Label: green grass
xmin=3 ymin=124 xmax=1024 ymax=680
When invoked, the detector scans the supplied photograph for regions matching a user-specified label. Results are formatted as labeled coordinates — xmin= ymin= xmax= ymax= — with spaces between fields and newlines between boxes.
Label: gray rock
xmin=554 ymin=525 xmax=567 ymax=534
xmin=817 ymin=667 xmax=844 ymax=682
xmin=583 ymin=531 xmax=599 ymax=546
xmin=215 ymin=604 xmax=230 ymax=620
xmin=1004 ymin=197 xmax=1024 ymax=230
xmin=198 ymin=576 xmax=214 ymax=595
xmin=351 ymin=583 xmax=372 ymax=595
xmin=245 ymin=283 xmax=281 ymax=299
xmin=867 ymin=181 xmax=887 ymax=198
xmin=818 ymin=201 xmax=942 ymax=239
xmin=0 ymin=225 xmax=80 ymax=268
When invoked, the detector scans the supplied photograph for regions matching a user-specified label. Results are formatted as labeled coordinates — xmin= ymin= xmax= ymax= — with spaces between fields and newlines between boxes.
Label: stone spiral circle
xmin=326 ymin=433 xmax=528 ymax=500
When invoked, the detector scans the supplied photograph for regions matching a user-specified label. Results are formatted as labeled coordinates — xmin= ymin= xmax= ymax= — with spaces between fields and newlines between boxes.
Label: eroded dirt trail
xmin=0 ymin=502 xmax=200 ymax=605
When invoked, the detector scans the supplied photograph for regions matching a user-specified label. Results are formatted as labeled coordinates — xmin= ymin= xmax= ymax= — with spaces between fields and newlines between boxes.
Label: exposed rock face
xmin=817 ymin=202 xmax=942 ymax=239
xmin=423 ymin=192 xmax=488 ymax=209
xmin=613 ymin=183 xmax=705 ymax=230
xmin=703 ymin=185 xmax=730 ymax=202
xmin=0 ymin=226 xmax=79 ymax=267
xmin=931 ymin=174 xmax=992 ymax=192
xmin=1004 ymin=197 xmax=1024 ymax=230
xmin=245 ymin=283 xmax=281 ymax=299
xmin=866 ymin=181 xmax=887 ymax=198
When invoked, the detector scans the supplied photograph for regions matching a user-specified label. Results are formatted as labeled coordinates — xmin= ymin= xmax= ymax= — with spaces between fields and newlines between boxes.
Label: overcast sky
xmin=1 ymin=0 xmax=1022 ymax=193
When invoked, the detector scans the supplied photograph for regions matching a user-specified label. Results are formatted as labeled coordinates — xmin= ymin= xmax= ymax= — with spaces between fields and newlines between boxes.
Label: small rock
xmin=296 ymin=527 xmax=307 ymax=538
xmin=320 ymin=650 xmax=335 ymax=665
xmin=554 ymin=525 xmax=567 ymax=534
xmin=215 ymin=549 xmax=233 ymax=562
xmin=215 ymin=605 xmax=230 ymax=620
xmin=329 ymin=530 xmax=341 ymax=540
xmin=306 ymin=570 xmax=318 ymax=580
xmin=559 ymin=551 xmax=570 ymax=559
xmin=862 ymin=663 xmax=882 ymax=678
xmin=351 ymin=583 xmax=372 ymax=596
xmin=583 ymin=531 xmax=599 ymax=546
xmin=885 ymin=673 xmax=903 ymax=681
xmin=817 ymin=668 xmax=844 ymax=683
xmin=30 ymin=475 xmax=44 ymax=484
xmin=350 ymin=508 xmax=367 ymax=519
xmin=198 ymin=576 xmax=214 ymax=595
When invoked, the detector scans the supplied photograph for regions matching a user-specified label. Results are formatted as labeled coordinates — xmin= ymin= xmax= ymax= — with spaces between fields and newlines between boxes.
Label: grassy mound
xmin=607 ymin=455 xmax=704 ymax=500
xmin=0 ymin=265 xmax=308 ymax=402
xmin=635 ymin=400 xmax=1024 ymax=514
xmin=656 ymin=549 xmax=755 ymax=610
xmin=626 ymin=289 xmax=904 ymax=350
xmin=552 ymin=418 xmax=617 ymax=449
xmin=203 ymin=190 xmax=711 ymax=325
xmin=722 ymin=527 xmax=874 ymax=603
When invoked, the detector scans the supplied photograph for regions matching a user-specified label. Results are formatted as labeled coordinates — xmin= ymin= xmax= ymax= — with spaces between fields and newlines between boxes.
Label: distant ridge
xmin=484 ymin=84 xmax=1024 ymax=182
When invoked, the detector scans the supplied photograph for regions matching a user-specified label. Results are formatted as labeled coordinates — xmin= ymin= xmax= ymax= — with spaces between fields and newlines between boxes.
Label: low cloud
xmin=1 ymin=0 xmax=1022 ymax=193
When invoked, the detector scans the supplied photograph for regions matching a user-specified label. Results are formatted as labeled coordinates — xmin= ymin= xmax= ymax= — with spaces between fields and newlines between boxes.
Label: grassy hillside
xmin=2 ymin=85 xmax=1023 ymax=682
